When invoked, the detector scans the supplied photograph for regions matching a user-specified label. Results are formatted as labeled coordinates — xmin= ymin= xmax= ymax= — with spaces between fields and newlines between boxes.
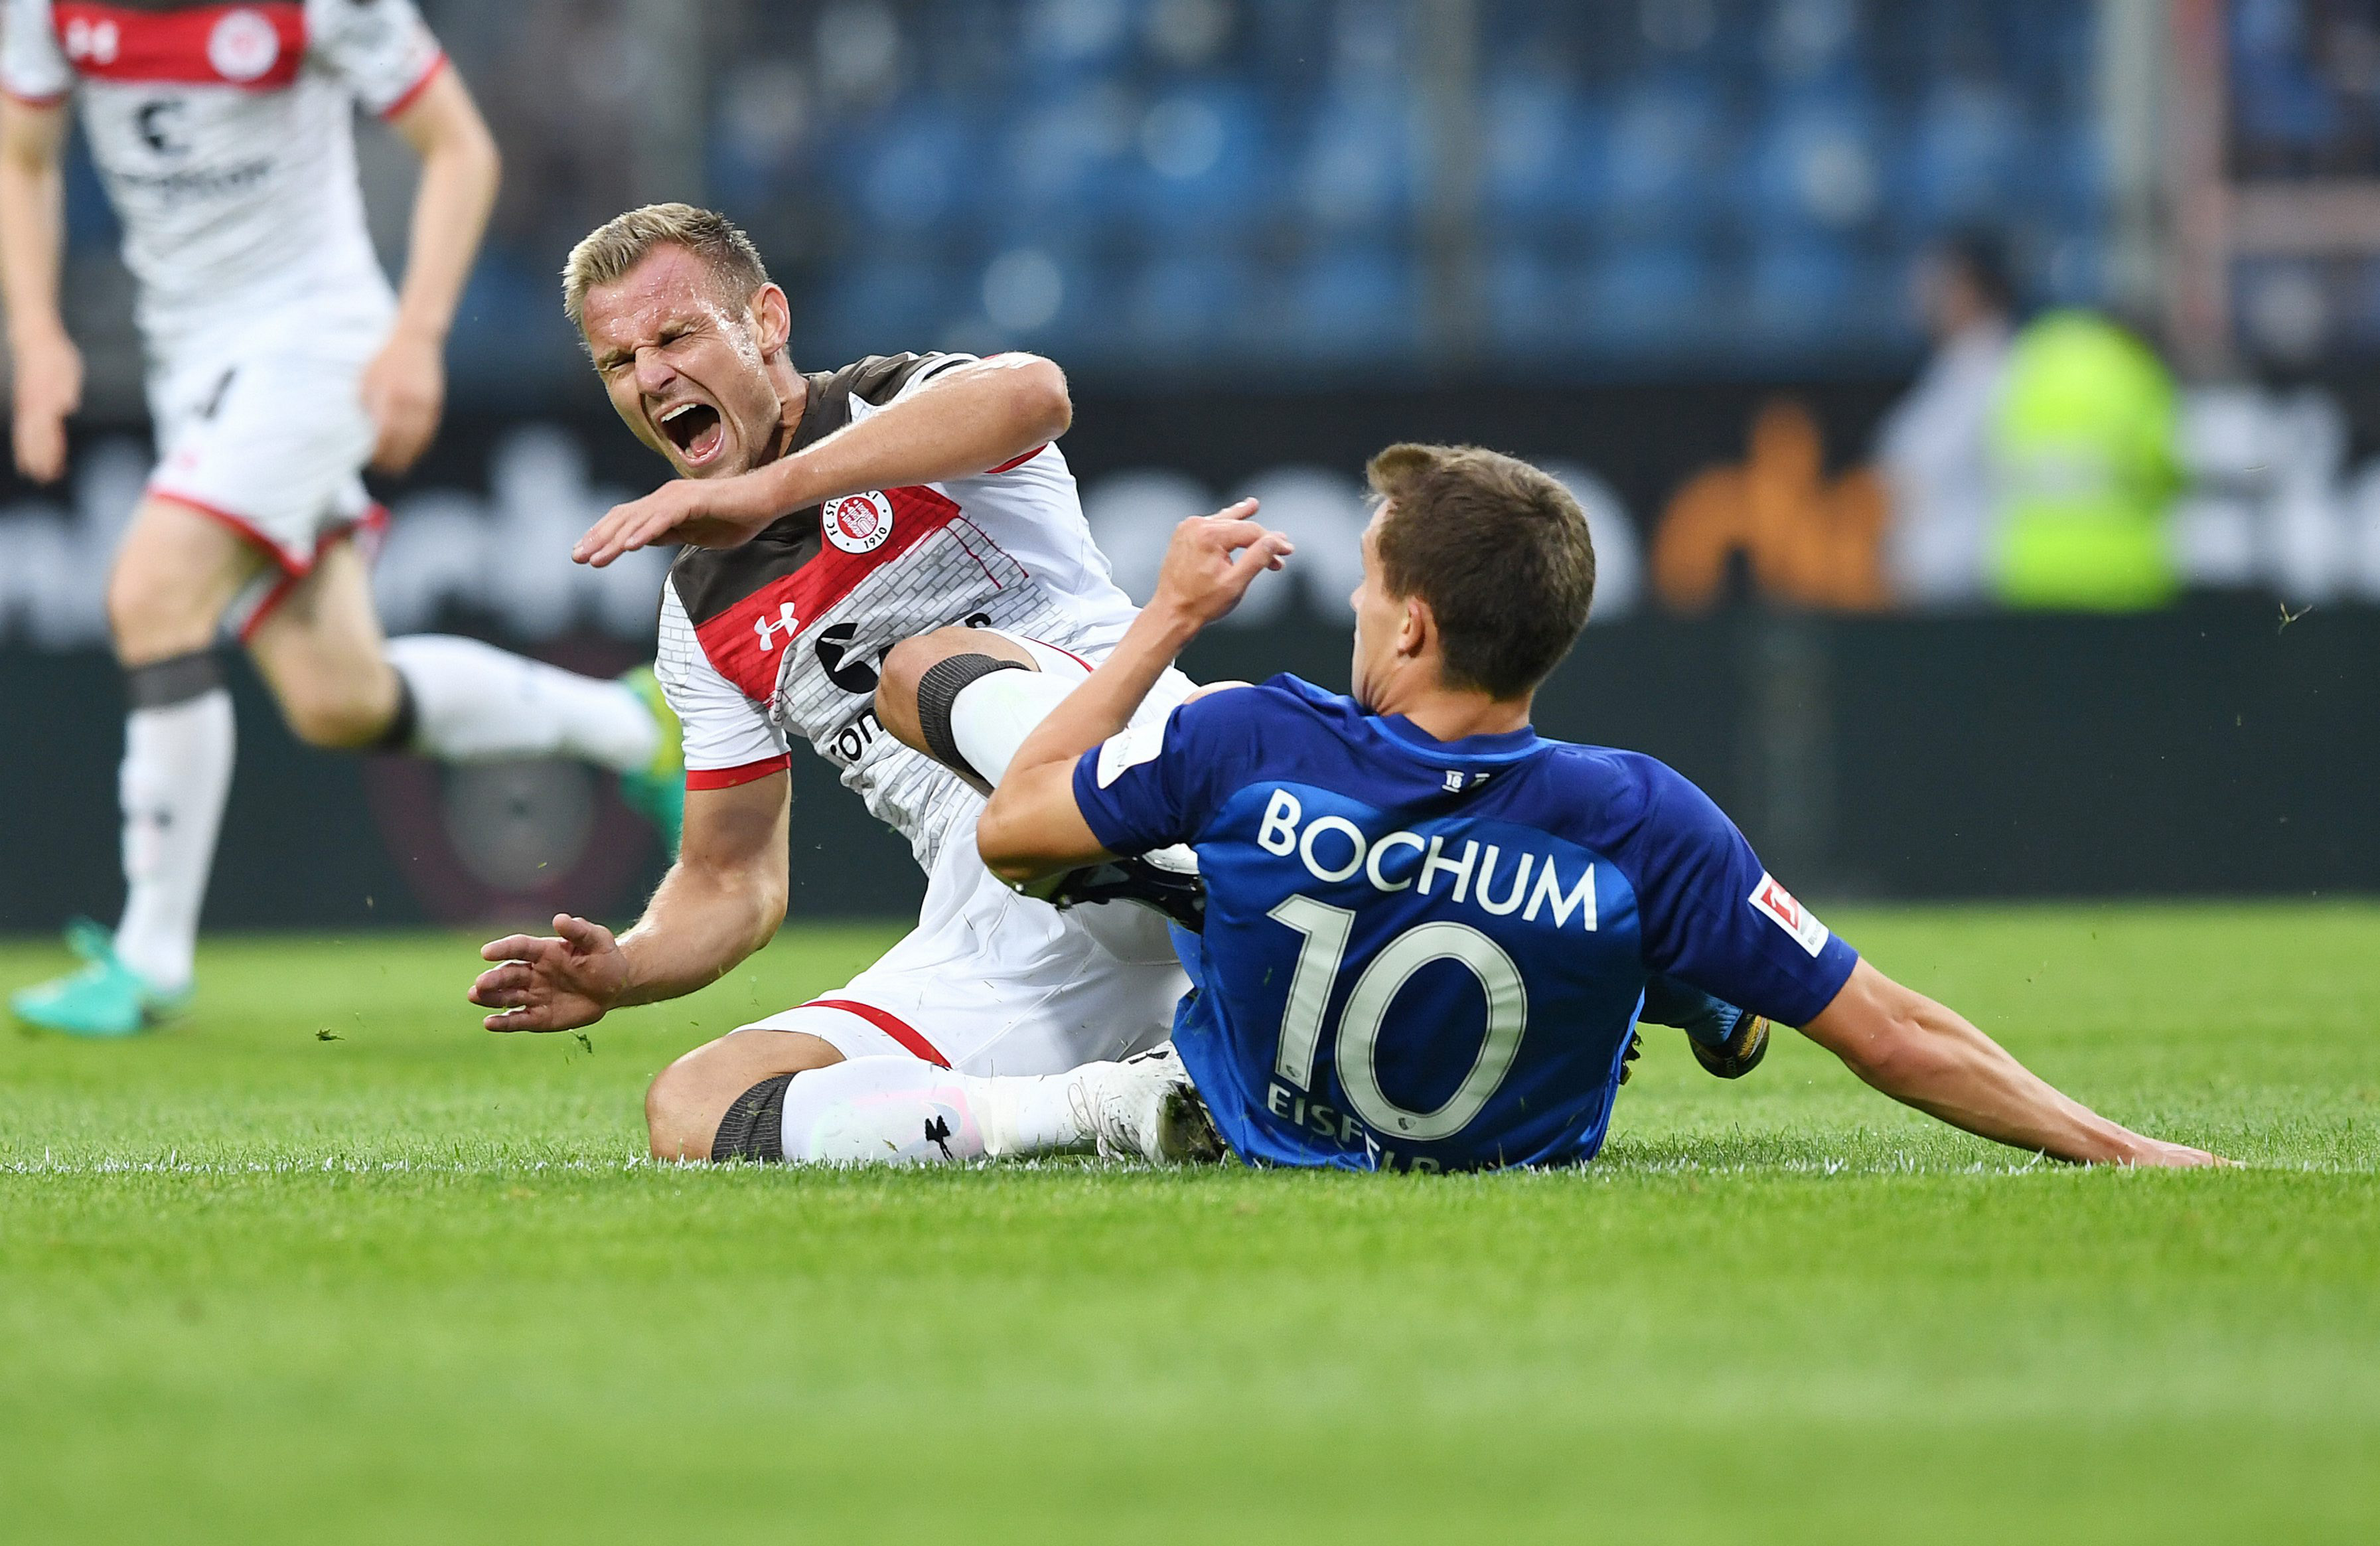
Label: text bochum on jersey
xmin=1073 ymin=676 xmax=1860 ymax=1173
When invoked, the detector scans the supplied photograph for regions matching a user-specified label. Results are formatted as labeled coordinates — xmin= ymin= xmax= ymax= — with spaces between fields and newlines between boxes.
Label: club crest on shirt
xmin=823 ymin=491 xmax=895 ymax=554
xmin=208 ymin=9 xmax=281 ymax=82
xmin=1748 ymin=871 xmax=1829 ymax=957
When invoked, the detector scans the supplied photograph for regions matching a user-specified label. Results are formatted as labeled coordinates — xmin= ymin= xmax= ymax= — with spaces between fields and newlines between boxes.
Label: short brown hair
xmin=1366 ymin=443 xmax=1596 ymax=699
xmin=561 ymin=203 xmax=771 ymax=327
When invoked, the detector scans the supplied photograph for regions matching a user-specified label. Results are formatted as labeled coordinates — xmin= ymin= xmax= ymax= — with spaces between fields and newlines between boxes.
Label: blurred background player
xmin=769 ymin=449 xmax=2219 ymax=1172
xmin=1875 ymin=230 xmax=2016 ymax=608
xmin=1 ymin=0 xmax=682 ymax=1036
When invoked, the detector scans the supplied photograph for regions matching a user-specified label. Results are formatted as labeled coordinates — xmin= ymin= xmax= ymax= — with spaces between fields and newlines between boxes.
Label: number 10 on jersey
xmin=1266 ymin=895 xmax=1531 ymax=1147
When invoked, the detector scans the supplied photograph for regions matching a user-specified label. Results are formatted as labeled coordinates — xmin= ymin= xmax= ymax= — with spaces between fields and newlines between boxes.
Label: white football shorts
xmin=736 ymin=635 xmax=1198 ymax=1076
xmin=142 ymin=307 xmax=390 ymax=634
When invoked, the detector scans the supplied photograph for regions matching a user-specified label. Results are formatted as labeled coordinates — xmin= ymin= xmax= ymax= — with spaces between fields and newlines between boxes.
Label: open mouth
xmin=658 ymin=400 xmax=725 ymax=466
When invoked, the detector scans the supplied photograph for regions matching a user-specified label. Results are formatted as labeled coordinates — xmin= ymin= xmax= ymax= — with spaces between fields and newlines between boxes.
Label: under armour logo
xmin=752 ymin=602 xmax=798 ymax=652
xmin=923 ymin=1114 xmax=954 ymax=1161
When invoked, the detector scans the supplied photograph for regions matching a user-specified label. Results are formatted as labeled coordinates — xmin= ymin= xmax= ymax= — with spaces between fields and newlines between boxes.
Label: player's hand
xmin=1148 ymin=499 xmax=1294 ymax=631
xmin=9 ymin=325 xmax=82 ymax=484
xmin=2136 ymin=1139 xmax=2231 ymax=1168
xmin=362 ymin=324 xmax=445 ymax=474
xmin=572 ymin=474 xmax=782 ymax=568
xmin=469 ymin=914 xmax=630 ymax=1032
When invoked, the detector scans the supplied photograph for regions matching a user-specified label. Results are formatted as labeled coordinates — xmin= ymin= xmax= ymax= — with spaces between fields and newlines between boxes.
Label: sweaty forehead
xmin=580 ymin=246 xmax=739 ymax=354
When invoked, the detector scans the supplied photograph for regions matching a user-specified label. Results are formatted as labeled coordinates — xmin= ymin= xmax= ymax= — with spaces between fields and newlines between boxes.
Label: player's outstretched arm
xmin=0 ymin=97 xmax=79 ymax=484
xmin=1799 ymin=959 xmax=2224 ymax=1166
xmin=364 ymin=68 xmax=500 ymax=474
xmin=978 ymin=503 xmax=1290 ymax=882
xmin=470 ymin=773 xmax=790 ymax=1031
xmin=573 ymin=353 xmax=1074 ymax=568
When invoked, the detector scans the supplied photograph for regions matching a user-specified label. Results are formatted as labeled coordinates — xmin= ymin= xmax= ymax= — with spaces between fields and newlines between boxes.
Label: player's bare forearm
xmin=469 ymin=775 xmax=786 ymax=1030
xmin=1801 ymin=960 xmax=2223 ymax=1166
xmin=775 ymin=352 xmax=1070 ymax=506
xmin=976 ymin=603 xmax=1193 ymax=880
xmin=979 ymin=504 xmax=1291 ymax=881
xmin=573 ymin=356 xmax=1071 ymax=567
xmin=0 ymin=98 xmax=67 ymax=342
xmin=385 ymin=68 xmax=498 ymax=345
xmin=611 ymin=864 xmax=783 ymax=1007
xmin=615 ymin=775 xmax=790 ymax=1005
xmin=363 ymin=70 xmax=496 ymax=473
xmin=1 ymin=98 xmax=79 ymax=483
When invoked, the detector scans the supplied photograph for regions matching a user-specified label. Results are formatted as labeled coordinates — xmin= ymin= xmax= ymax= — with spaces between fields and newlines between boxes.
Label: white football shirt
xmin=1 ymin=0 xmax=445 ymax=354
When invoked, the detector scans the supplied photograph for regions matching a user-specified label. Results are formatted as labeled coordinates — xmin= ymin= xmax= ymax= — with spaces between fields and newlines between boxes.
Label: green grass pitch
xmin=2 ymin=904 xmax=2376 ymax=1544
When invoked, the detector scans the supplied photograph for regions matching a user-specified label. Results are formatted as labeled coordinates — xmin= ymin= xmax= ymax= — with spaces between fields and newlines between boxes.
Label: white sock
xmin=113 ymin=688 xmax=234 ymax=992
xmin=947 ymin=662 xmax=1200 ymax=880
xmin=777 ymin=1057 xmax=1090 ymax=1165
xmin=385 ymin=635 xmax=658 ymax=773
xmin=949 ymin=666 xmax=1077 ymax=787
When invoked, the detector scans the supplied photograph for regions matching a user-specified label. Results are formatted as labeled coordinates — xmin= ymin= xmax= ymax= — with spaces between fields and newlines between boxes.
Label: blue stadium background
xmin=7 ymin=0 xmax=2380 ymax=930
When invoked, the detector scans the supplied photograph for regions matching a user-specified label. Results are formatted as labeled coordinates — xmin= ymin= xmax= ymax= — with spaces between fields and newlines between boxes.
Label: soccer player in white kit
xmin=467 ymin=204 xmax=1205 ymax=1160
xmin=1 ymin=1 xmax=683 ymax=1036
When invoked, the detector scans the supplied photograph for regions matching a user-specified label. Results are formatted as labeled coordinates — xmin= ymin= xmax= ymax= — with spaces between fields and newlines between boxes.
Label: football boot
xmin=1639 ymin=972 xmax=1771 ymax=1080
xmin=9 ymin=918 xmax=190 ymax=1038
xmin=615 ymin=665 xmax=685 ymax=856
xmin=1045 ymin=844 xmax=1206 ymax=932
xmin=1065 ymin=1044 xmax=1226 ymax=1164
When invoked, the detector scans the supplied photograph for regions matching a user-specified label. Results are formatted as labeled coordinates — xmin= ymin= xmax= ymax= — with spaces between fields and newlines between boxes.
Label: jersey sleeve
xmin=307 ymin=0 xmax=447 ymax=119
xmin=2 ymin=0 xmax=70 ymax=105
xmin=1619 ymin=756 xmax=1859 ymax=1027
xmin=656 ymin=583 xmax=788 ymax=789
xmin=1070 ymin=686 xmax=1269 ymax=856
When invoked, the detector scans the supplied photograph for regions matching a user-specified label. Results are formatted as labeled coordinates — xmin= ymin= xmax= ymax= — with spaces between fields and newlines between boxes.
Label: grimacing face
xmin=579 ymin=244 xmax=790 ymax=480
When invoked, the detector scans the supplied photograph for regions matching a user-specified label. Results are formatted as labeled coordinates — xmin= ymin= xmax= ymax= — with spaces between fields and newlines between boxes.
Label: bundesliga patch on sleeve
xmin=1095 ymin=720 xmax=1167 ymax=788
xmin=1748 ymin=872 xmax=1830 ymax=957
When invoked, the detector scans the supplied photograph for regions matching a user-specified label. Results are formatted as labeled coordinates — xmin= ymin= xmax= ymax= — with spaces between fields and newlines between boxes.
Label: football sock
xmin=113 ymin=653 xmax=236 ymax=994
xmin=384 ymin=635 xmax=658 ymax=773
xmin=947 ymin=664 xmax=1077 ymax=788
xmin=775 ymin=1057 xmax=1090 ymax=1164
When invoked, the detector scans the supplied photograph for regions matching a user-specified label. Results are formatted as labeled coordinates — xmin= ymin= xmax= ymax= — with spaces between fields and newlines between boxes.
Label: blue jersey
xmin=1072 ymin=676 xmax=1860 ymax=1172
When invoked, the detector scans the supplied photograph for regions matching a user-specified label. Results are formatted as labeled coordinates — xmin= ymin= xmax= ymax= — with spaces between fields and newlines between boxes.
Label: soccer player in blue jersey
xmin=721 ymin=443 xmax=2217 ymax=1170
xmin=942 ymin=443 xmax=2220 ymax=1172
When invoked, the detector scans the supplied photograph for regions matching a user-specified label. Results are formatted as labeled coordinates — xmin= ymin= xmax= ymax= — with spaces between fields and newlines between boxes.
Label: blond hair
xmin=560 ymin=203 xmax=771 ymax=327
xmin=1366 ymin=443 xmax=1596 ymax=699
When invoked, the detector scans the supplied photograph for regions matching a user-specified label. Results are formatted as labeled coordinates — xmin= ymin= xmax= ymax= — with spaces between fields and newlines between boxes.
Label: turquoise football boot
xmin=9 ymin=918 xmax=190 ymax=1038
xmin=616 ymin=666 xmax=684 ymax=858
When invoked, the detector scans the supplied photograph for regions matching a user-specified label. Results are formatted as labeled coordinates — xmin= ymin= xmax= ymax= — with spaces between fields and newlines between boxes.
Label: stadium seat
xmin=1294 ymin=84 xmax=1416 ymax=236
xmin=1483 ymin=71 xmax=1606 ymax=236
xmin=1587 ymin=242 xmax=1714 ymax=352
xmin=1122 ymin=81 xmax=1272 ymax=238
xmin=1284 ymin=244 xmax=1421 ymax=362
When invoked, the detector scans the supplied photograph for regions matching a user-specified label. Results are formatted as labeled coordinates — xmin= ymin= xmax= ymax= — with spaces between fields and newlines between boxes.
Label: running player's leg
xmin=246 ymin=540 xmax=658 ymax=763
xmin=193 ymin=325 xmax=684 ymax=834
xmin=11 ymin=496 xmax=266 ymax=1033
